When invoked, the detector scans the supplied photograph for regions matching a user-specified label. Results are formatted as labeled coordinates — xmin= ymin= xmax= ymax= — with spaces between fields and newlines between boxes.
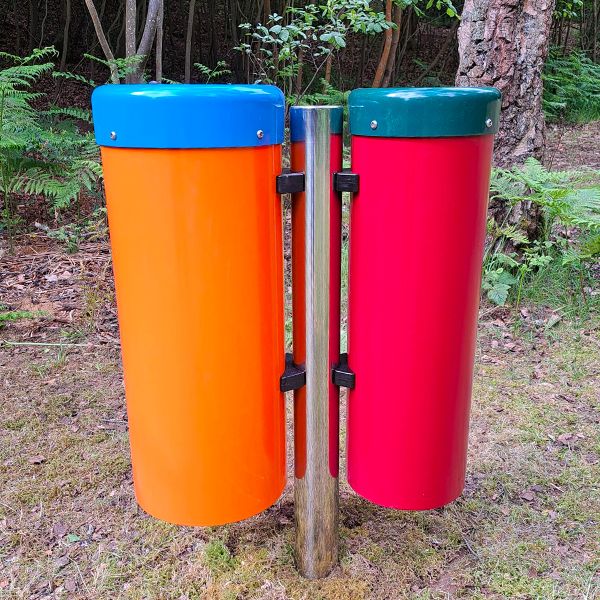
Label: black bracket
xmin=333 ymin=170 xmax=360 ymax=193
xmin=280 ymin=353 xmax=306 ymax=392
xmin=332 ymin=353 xmax=355 ymax=389
xmin=276 ymin=170 xmax=305 ymax=194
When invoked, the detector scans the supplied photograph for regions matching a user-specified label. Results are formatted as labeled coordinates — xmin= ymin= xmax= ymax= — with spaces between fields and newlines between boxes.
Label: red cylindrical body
xmin=347 ymin=134 xmax=495 ymax=509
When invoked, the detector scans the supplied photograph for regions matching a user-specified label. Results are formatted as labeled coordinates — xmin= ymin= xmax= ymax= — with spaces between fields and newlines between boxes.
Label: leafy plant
xmin=0 ymin=309 xmax=47 ymax=328
xmin=84 ymin=53 xmax=145 ymax=84
xmin=194 ymin=60 xmax=232 ymax=83
xmin=0 ymin=47 xmax=102 ymax=250
xmin=483 ymin=159 xmax=600 ymax=306
xmin=237 ymin=2 xmax=393 ymax=99
xmin=543 ymin=48 xmax=600 ymax=123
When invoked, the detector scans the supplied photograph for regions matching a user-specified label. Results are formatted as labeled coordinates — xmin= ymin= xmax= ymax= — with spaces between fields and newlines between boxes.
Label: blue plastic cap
xmin=91 ymin=84 xmax=285 ymax=149
xmin=289 ymin=106 xmax=344 ymax=142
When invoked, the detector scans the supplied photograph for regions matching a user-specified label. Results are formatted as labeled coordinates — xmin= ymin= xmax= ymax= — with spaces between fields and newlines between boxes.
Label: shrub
xmin=543 ymin=48 xmax=600 ymax=123
xmin=0 ymin=47 xmax=102 ymax=249
xmin=483 ymin=159 xmax=600 ymax=308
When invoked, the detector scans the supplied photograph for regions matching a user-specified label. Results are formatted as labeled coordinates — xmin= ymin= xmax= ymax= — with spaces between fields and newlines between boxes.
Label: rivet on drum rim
xmin=256 ymin=129 xmax=264 ymax=139
xmin=370 ymin=120 xmax=378 ymax=130
xmin=109 ymin=131 xmax=117 ymax=140
xmin=485 ymin=118 xmax=493 ymax=128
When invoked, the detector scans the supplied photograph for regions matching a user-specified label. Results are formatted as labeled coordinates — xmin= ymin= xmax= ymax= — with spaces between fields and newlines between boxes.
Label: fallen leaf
xmin=546 ymin=314 xmax=562 ymax=328
xmin=54 ymin=556 xmax=69 ymax=569
xmin=520 ymin=491 xmax=535 ymax=502
xmin=66 ymin=534 xmax=80 ymax=543
xmin=64 ymin=579 xmax=77 ymax=592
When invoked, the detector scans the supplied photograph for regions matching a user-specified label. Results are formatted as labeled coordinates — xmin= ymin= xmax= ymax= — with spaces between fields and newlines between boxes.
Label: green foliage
xmin=0 ymin=47 xmax=101 ymax=248
xmin=483 ymin=159 xmax=600 ymax=307
xmin=553 ymin=0 xmax=583 ymax=20
xmin=204 ymin=540 xmax=237 ymax=574
xmin=293 ymin=78 xmax=350 ymax=106
xmin=543 ymin=48 xmax=600 ymax=123
xmin=84 ymin=53 xmax=144 ymax=84
xmin=0 ymin=309 xmax=46 ymax=328
xmin=237 ymin=2 xmax=393 ymax=98
xmin=194 ymin=60 xmax=231 ymax=83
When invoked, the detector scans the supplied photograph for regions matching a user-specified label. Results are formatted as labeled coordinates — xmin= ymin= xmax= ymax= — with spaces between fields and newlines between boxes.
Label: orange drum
xmin=92 ymin=84 xmax=286 ymax=525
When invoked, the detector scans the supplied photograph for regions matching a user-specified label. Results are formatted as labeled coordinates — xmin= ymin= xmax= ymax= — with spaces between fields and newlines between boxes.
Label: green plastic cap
xmin=348 ymin=87 xmax=501 ymax=138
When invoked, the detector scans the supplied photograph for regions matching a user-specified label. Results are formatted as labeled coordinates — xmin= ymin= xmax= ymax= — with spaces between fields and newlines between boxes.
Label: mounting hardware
xmin=332 ymin=353 xmax=355 ymax=389
xmin=276 ymin=169 xmax=306 ymax=194
xmin=257 ymin=129 xmax=264 ymax=139
xmin=333 ymin=170 xmax=359 ymax=193
xmin=485 ymin=118 xmax=493 ymax=128
xmin=280 ymin=353 xmax=306 ymax=392
xmin=370 ymin=120 xmax=378 ymax=130
xmin=109 ymin=131 xmax=117 ymax=140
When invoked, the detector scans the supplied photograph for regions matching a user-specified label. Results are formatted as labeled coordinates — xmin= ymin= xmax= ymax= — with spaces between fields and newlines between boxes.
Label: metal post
xmin=290 ymin=106 xmax=342 ymax=579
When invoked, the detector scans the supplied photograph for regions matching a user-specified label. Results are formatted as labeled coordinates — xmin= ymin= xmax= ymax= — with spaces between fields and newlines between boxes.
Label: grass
xmin=0 ymin=312 xmax=598 ymax=598
xmin=0 ymin=309 xmax=47 ymax=328
xmin=520 ymin=259 xmax=600 ymax=321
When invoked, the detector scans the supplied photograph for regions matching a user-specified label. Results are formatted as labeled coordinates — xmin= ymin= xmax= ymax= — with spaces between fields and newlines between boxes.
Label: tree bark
xmin=125 ymin=0 xmax=137 ymax=62
xmin=59 ymin=0 xmax=71 ymax=71
xmin=155 ymin=0 xmax=164 ymax=81
xmin=456 ymin=0 xmax=556 ymax=167
xmin=382 ymin=4 xmax=402 ymax=88
xmin=263 ymin=0 xmax=271 ymax=22
xmin=134 ymin=0 xmax=161 ymax=76
xmin=29 ymin=0 xmax=40 ymax=52
xmin=84 ymin=0 xmax=120 ymax=83
xmin=372 ymin=0 xmax=393 ymax=88
xmin=184 ymin=0 xmax=196 ymax=83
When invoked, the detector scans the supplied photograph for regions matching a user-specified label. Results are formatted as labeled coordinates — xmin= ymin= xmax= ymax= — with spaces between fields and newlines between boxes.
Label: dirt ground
xmin=1 ymin=124 xmax=599 ymax=599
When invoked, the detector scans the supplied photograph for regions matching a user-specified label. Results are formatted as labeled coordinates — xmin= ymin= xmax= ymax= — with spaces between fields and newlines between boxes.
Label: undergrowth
xmin=483 ymin=158 xmax=600 ymax=314
xmin=0 ymin=47 xmax=102 ymax=250
xmin=543 ymin=48 xmax=600 ymax=123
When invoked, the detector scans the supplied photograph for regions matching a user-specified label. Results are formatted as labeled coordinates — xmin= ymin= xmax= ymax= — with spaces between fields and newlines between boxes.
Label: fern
xmin=543 ymin=48 xmax=600 ymax=123
xmin=485 ymin=159 xmax=600 ymax=306
xmin=0 ymin=47 xmax=102 ymax=249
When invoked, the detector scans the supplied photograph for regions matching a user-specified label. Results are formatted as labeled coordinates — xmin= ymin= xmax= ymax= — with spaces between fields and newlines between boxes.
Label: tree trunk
xmin=324 ymin=54 xmax=332 ymax=85
xmin=155 ymin=0 xmax=164 ymax=81
xmin=382 ymin=4 xmax=403 ymax=87
xmin=84 ymin=0 xmax=120 ymax=83
xmin=456 ymin=0 xmax=556 ymax=167
xmin=372 ymin=0 xmax=393 ymax=88
xmin=184 ymin=0 xmax=196 ymax=83
xmin=29 ymin=0 xmax=40 ymax=52
xmin=59 ymin=0 xmax=71 ymax=71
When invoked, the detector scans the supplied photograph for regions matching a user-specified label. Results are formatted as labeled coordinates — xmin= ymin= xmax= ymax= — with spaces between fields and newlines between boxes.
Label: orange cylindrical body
xmin=101 ymin=145 xmax=285 ymax=526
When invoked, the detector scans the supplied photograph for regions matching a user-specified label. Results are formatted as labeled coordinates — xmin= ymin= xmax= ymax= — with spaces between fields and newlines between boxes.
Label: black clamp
xmin=276 ymin=170 xmax=305 ymax=194
xmin=333 ymin=170 xmax=359 ymax=193
xmin=280 ymin=353 xmax=306 ymax=392
xmin=332 ymin=353 xmax=355 ymax=389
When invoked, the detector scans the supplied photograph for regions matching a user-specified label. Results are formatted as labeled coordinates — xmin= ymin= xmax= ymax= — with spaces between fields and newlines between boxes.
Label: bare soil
xmin=1 ymin=123 xmax=599 ymax=599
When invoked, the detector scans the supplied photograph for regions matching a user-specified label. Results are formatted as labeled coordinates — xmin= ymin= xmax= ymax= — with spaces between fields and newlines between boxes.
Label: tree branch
xmin=84 ymin=0 xmax=119 ymax=83
xmin=136 ymin=0 xmax=161 ymax=62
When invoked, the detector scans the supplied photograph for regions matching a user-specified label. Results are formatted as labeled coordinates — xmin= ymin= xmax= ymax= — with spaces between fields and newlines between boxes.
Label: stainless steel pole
xmin=290 ymin=106 xmax=342 ymax=579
